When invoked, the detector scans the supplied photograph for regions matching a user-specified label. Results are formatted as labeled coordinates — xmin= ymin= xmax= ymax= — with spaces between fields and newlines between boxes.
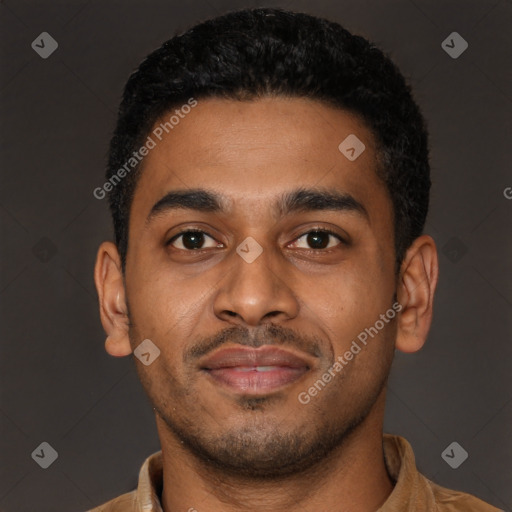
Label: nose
xmin=213 ymin=242 xmax=300 ymax=327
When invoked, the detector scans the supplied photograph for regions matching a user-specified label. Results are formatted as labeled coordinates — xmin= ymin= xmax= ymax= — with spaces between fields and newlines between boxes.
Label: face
xmin=122 ymin=97 xmax=399 ymax=477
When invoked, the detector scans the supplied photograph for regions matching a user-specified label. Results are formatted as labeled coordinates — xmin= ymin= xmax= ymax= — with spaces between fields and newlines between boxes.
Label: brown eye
xmin=168 ymin=230 xmax=221 ymax=250
xmin=292 ymin=230 xmax=344 ymax=250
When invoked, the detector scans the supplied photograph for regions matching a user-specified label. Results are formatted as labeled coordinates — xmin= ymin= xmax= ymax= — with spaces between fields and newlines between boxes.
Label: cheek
xmin=330 ymin=320 xmax=396 ymax=396
xmin=126 ymin=272 xmax=213 ymax=374
xmin=299 ymin=260 xmax=388 ymax=343
xmin=128 ymin=266 xmax=198 ymax=322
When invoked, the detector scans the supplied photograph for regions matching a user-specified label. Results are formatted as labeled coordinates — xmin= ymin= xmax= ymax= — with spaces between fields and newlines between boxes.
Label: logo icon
xmin=441 ymin=441 xmax=468 ymax=469
xmin=32 ymin=237 xmax=58 ymax=262
xmin=442 ymin=236 xmax=468 ymax=263
xmin=236 ymin=237 xmax=263 ymax=263
xmin=441 ymin=32 xmax=468 ymax=59
xmin=338 ymin=134 xmax=365 ymax=161
xmin=31 ymin=442 xmax=58 ymax=469
xmin=31 ymin=32 xmax=59 ymax=59
xmin=134 ymin=339 xmax=161 ymax=366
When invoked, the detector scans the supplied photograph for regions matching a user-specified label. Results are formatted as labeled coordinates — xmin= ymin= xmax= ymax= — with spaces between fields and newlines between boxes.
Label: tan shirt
xmin=87 ymin=434 xmax=501 ymax=511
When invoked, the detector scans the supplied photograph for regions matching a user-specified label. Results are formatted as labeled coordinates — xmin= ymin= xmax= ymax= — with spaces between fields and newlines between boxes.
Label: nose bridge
xmin=213 ymin=238 xmax=299 ymax=325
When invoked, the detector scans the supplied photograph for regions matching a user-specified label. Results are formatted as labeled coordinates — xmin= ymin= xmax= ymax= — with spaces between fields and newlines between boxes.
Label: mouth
xmin=199 ymin=346 xmax=312 ymax=395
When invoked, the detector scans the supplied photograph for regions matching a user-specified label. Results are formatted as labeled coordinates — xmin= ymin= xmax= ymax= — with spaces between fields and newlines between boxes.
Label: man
xmin=91 ymin=7 xmax=500 ymax=512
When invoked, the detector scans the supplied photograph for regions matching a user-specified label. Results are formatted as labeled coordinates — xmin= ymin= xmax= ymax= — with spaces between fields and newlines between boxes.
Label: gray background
xmin=1 ymin=0 xmax=511 ymax=511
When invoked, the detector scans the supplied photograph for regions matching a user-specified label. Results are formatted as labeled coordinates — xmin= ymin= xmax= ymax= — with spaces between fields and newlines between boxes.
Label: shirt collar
xmin=133 ymin=434 xmax=434 ymax=511
xmin=378 ymin=434 xmax=437 ymax=511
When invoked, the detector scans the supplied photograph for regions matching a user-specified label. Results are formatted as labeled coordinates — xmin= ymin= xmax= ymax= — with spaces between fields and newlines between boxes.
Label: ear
xmin=93 ymin=241 xmax=132 ymax=357
xmin=395 ymin=234 xmax=439 ymax=353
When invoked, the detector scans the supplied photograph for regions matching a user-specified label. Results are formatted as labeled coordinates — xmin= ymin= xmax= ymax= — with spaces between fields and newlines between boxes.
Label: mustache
xmin=184 ymin=323 xmax=325 ymax=363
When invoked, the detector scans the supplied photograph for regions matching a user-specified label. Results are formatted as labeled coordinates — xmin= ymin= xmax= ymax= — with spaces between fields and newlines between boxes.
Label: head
xmin=94 ymin=8 xmax=438 ymax=478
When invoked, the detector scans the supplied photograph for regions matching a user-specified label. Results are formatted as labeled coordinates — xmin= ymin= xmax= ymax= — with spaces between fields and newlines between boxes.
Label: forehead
xmin=129 ymin=97 xmax=391 ymax=230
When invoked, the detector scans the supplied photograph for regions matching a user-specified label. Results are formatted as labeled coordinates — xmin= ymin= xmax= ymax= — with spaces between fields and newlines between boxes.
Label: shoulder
xmin=86 ymin=489 xmax=137 ymax=512
xmin=426 ymin=477 xmax=502 ymax=511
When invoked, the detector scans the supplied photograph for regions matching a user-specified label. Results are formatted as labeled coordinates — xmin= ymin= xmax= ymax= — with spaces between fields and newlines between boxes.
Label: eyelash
xmin=166 ymin=227 xmax=347 ymax=252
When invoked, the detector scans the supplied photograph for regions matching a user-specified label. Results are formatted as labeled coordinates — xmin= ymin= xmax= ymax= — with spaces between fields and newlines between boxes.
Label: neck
xmin=157 ymin=393 xmax=394 ymax=512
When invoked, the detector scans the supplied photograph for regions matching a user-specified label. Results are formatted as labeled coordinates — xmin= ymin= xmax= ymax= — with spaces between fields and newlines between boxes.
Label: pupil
xmin=183 ymin=232 xmax=204 ymax=250
xmin=308 ymin=231 xmax=328 ymax=249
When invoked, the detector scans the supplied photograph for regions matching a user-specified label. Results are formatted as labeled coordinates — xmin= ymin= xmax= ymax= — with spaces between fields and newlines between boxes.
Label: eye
xmin=291 ymin=229 xmax=344 ymax=250
xmin=167 ymin=229 xmax=222 ymax=251
xmin=166 ymin=228 xmax=346 ymax=252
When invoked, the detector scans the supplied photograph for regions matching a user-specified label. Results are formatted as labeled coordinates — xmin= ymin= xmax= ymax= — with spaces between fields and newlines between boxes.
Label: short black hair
xmin=106 ymin=7 xmax=430 ymax=275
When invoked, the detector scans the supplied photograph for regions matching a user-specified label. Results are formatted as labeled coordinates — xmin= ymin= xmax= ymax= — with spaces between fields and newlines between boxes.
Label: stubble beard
xmin=150 ymin=370 xmax=389 ymax=480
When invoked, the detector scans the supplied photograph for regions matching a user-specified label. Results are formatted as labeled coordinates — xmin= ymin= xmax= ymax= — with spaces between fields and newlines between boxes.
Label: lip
xmin=200 ymin=346 xmax=312 ymax=395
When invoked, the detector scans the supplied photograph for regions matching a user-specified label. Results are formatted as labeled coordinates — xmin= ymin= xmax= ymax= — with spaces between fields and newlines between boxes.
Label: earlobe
xmin=94 ymin=241 xmax=133 ymax=357
xmin=105 ymin=334 xmax=132 ymax=357
xmin=395 ymin=235 xmax=439 ymax=354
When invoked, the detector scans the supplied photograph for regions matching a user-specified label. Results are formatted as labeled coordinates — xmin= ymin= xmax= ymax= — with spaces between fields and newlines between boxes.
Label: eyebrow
xmin=145 ymin=187 xmax=369 ymax=226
